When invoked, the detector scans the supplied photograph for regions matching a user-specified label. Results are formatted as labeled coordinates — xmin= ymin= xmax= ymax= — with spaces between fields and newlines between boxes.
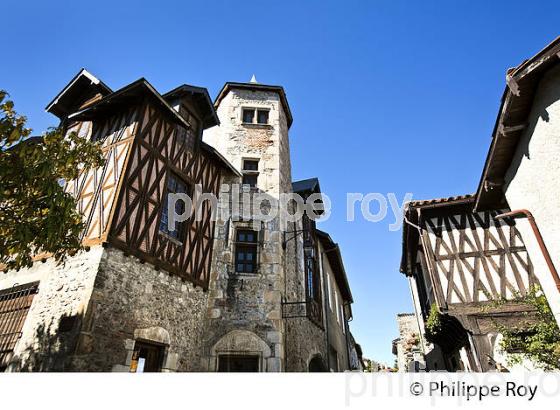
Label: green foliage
xmin=425 ymin=303 xmax=442 ymax=343
xmin=0 ymin=90 xmax=104 ymax=270
xmin=498 ymin=286 xmax=560 ymax=370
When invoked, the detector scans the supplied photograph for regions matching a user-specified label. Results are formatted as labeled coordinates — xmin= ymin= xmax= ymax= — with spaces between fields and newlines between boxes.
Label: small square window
xmin=243 ymin=160 xmax=259 ymax=171
xmin=257 ymin=110 xmax=269 ymax=124
xmin=242 ymin=109 xmax=255 ymax=124
xmin=242 ymin=174 xmax=258 ymax=188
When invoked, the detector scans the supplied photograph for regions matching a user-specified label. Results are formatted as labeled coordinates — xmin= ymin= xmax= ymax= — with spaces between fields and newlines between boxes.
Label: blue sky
xmin=3 ymin=0 xmax=560 ymax=365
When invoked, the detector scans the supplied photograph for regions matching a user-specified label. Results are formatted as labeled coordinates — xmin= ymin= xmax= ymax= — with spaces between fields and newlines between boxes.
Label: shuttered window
xmin=0 ymin=283 xmax=39 ymax=370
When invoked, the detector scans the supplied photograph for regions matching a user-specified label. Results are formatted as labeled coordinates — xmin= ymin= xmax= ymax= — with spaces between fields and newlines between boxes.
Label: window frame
xmin=241 ymin=107 xmax=271 ymax=125
xmin=234 ymin=229 xmax=259 ymax=274
xmin=242 ymin=108 xmax=255 ymax=124
xmin=158 ymin=172 xmax=191 ymax=243
xmin=241 ymin=158 xmax=259 ymax=189
xmin=256 ymin=109 xmax=269 ymax=124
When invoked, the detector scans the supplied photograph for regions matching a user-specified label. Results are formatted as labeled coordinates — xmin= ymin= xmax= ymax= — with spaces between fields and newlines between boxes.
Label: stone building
xmin=0 ymin=71 xmax=358 ymax=372
xmin=400 ymin=36 xmax=560 ymax=372
xmin=200 ymin=81 xmax=355 ymax=372
xmin=392 ymin=313 xmax=426 ymax=372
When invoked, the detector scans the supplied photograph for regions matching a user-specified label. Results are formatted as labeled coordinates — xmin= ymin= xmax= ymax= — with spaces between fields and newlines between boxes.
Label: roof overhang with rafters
xmin=52 ymin=73 xmax=238 ymax=176
xmin=163 ymin=84 xmax=220 ymax=129
xmin=474 ymin=36 xmax=560 ymax=211
xmin=45 ymin=68 xmax=112 ymax=119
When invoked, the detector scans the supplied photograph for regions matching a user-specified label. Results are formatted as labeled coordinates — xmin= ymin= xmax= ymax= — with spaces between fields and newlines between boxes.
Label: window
xmin=130 ymin=341 xmax=165 ymax=373
xmin=242 ymin=159 xmax=259 ymax=188
xmin=178 ymin=105 xmax=200 ymax=136
xmin=242 ymin=108 xmax=269 ymax=125
xmin=0 ymin=283 xmax=39 ymax=371
xmin=242 ymin=174 xmax=258 ymax=188
xmin=305 ymin=251 xmax=318 ymax=301
xmin=218 ymin=355 xmax=259 ymax=372
xmin=235 ymin=229 xmax=258 ymax=273
xmin=326 ymin=271 xmax=333 ymax=310
xmin=242 ymin=108 xmax=255 ymax=124
xmin=159 ymin=173 xmax=190 ymax=242
xmin=243 ymin=160 xmax=259 ymax=171
xmin=257 ymin=110 xmax=269 ymax=124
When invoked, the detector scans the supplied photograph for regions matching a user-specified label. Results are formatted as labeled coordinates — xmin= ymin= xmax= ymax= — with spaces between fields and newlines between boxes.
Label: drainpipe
xmin=319 ymin=252 xmax=331 ymax=372
xmin=494 ymin=209 xmax=560 ymax=293
xmin=343 ymin=301 xmax=352 ymax=371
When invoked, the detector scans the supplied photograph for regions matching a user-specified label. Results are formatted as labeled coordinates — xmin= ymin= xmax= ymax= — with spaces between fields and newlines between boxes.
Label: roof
xmin=400 ymin=195 xmax=475 ymax=276
xmin=475 ymin=36 xmax=560 ymax=210
xmin=292 ymin=177 xmax=320 ymax=194
xmin=163 ymin=84 xmax=219 ymax=129
xmin=405 ymin=194 xmax=474 ymax=210
xmin=293 ymin=177 xmax=324 ymax=216
xmin=46 ymin=69 xmax=112 ymax=119
xmin=68 ymin=78 xmax=192 ymax=130
xmin=214 ymin=82 xmax=293 ymax=128
xmin=60 ymin=77 xmax=238 ymax=176
xmin=316 ymin=229 xmax=353 ymax=303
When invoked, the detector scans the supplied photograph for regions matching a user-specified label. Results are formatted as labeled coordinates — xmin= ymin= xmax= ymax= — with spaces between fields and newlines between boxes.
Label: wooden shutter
xmin=0 ymin=283 xmax=39 ymax=369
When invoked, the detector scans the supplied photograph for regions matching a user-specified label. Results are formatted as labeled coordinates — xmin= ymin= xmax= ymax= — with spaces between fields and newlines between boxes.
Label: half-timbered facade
xmin=0 ymin=70 xmax=238 ymax=371
xmin=0 ymin=71 xmax=357 ymax=372
xmin=400 ymin=35 xmax=560 ymax=373
xmin=401 ymin=196 xmax=542 ymax=371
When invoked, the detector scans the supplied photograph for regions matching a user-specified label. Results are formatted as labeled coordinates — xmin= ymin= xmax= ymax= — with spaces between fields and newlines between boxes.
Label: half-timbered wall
xmin=421 ymin=210 xmax=538 ymax=306
xmin=65 ymin=107 xmax=139 ymax=245
xmin=109 ymin=102 xmax=222 ymax=287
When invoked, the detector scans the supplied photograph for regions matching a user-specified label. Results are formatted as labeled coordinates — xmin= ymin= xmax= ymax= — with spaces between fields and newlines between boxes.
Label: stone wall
xmin=201 ymin=173 xmax=287 ymax=371
xmin=74 ymin=246 xmax=208 ymax=372
xmin=394 ymin=313 xmax=422 ymax=372
xmin=2 ymin=245 xmax=209 ymax=372
xmin=201 ymin=86 xmax=327 ymax=372
xmin=2 ymin=247 xmax=103 ymax=371
xmin=503 ymin=64 xmax=560 ymax=327
xmin=319 ymin=242 xmax=350 ymax=371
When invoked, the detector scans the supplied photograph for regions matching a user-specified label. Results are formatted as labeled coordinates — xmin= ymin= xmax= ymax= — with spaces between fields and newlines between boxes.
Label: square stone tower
xmin=201 ymin=80 xmax=310 ymax=372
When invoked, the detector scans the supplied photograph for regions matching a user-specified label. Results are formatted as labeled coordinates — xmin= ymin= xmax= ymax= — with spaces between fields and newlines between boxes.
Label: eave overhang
xmin=316 ymin=229 xmax=353 ymax=303
xmin=163 ymin=84 xmax=220 ymax=129
xmin=474 ymin=36 xmax=560 ymax=211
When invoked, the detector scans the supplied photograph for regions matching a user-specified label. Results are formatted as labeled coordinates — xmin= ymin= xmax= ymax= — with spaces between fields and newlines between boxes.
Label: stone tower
xmin=201 ymin=81 xmax=304 ymax=372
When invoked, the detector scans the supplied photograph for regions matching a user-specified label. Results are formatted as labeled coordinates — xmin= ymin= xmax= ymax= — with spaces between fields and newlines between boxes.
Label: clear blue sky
xmin=3 ymin=0 xmax=560 ymax=365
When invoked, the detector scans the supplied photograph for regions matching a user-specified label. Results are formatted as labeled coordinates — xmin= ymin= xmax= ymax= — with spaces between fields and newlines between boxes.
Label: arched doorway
xmin=308 ymin=354 xmax=327 ymax=372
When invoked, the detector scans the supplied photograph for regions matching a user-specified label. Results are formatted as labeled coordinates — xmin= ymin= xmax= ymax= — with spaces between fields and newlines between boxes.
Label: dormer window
xmin=242 ymin=108 xmax=269 ymax=125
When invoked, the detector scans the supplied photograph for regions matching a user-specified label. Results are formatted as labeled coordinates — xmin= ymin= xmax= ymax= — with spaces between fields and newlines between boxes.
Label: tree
xmin=498 ymin=287 xmax=560 ymax=371
xmin=0 ymin=90 xmax=104 ymax=270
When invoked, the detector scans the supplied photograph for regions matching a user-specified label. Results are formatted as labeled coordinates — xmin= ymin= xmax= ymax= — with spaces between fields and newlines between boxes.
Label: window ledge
xmin=241 ymin=123 xmax=273 ymax=129
xmin=231 ymin=272 xmax=259 ymax=277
